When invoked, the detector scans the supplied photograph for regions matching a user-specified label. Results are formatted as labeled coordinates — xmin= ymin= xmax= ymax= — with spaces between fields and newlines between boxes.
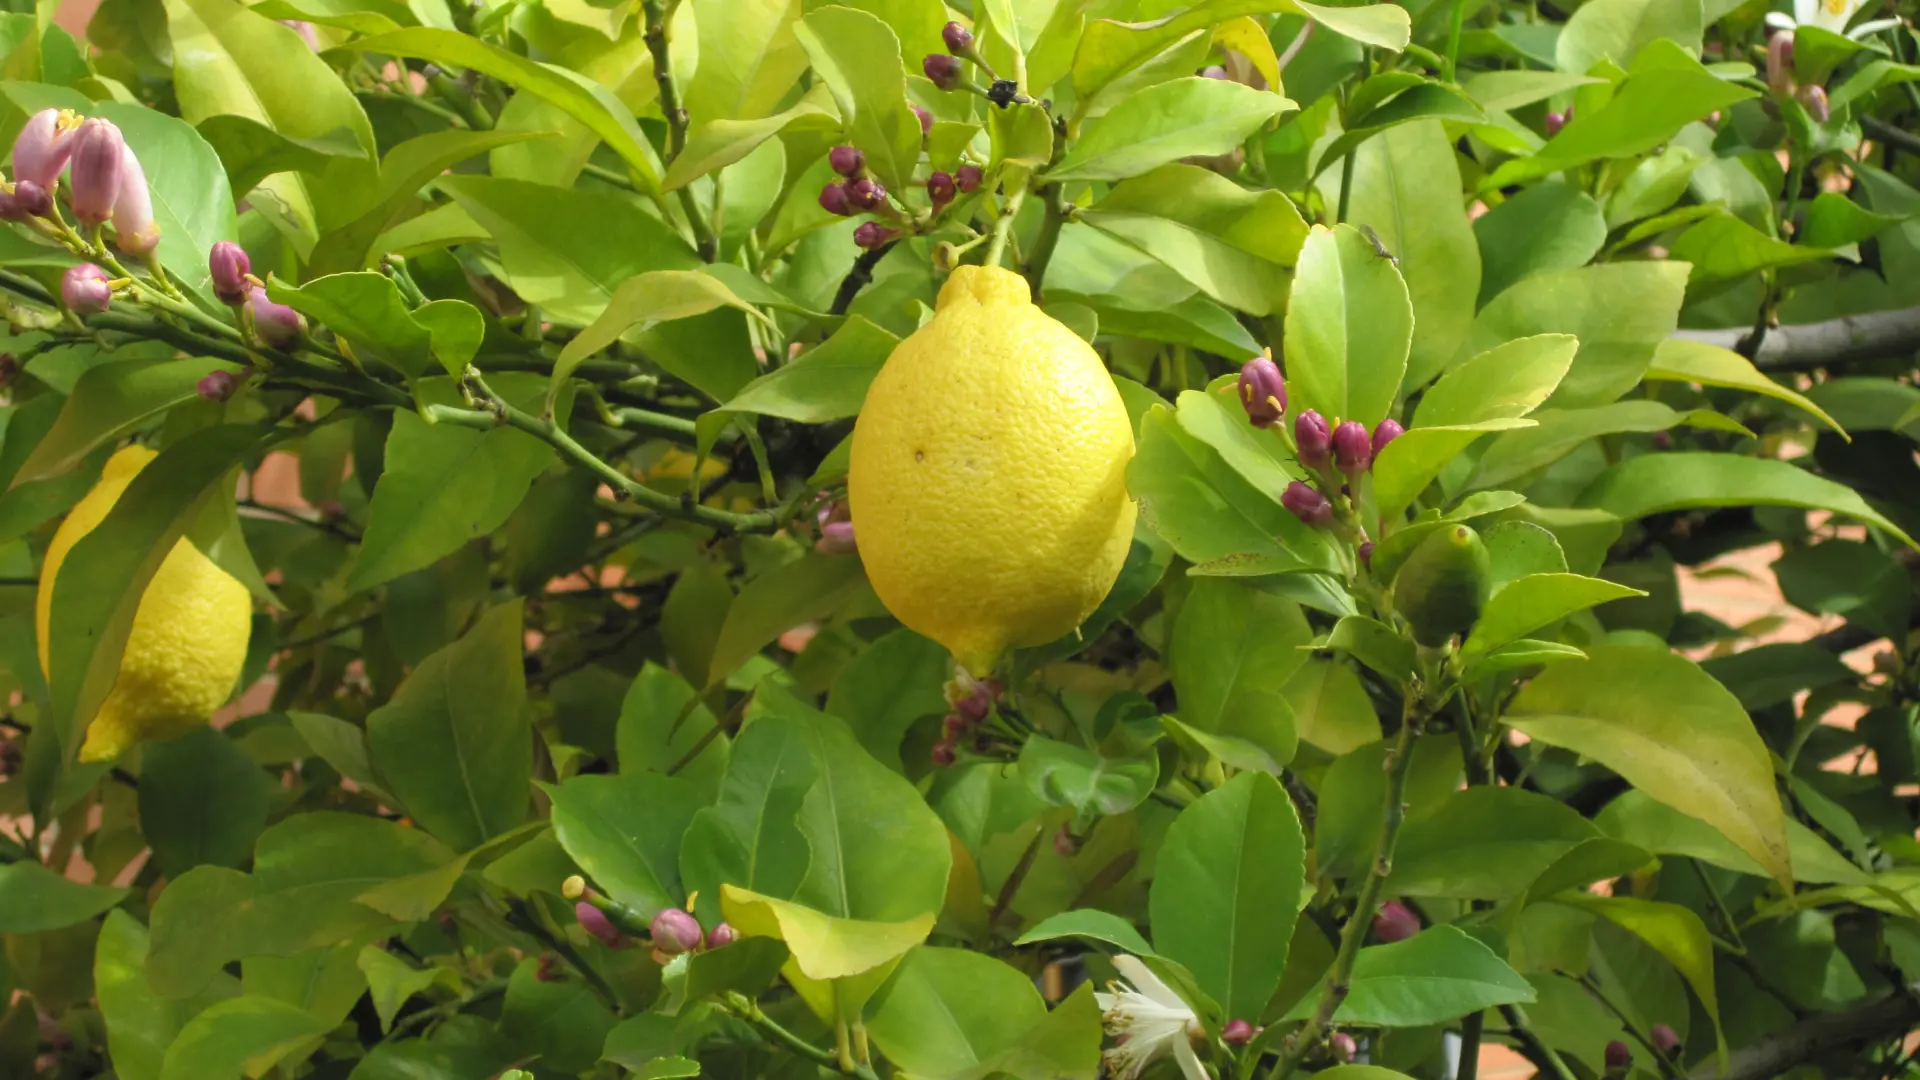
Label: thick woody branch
xmin=1685 ymin=987 xmax=1920 ymax=1080
xmin=1671 ymin=305 xmax=1920 ymax=372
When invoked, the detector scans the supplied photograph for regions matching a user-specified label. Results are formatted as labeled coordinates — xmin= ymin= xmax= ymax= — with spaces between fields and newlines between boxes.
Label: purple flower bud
xmin=816 ymin=520 xmax=857 ymax=554
xmin=1768 ymin=31 xmax=1795 ymax=98
xmin=707 ymin=922 xmax=737 ymax=949
xmin=943 ymin=21 xmax=974 ymax=54
xmin=1371 ymin=900 xmax=1420 ymax=943
xmin=924 ymin=53 xmax=964 ymax=90
xmin=943 ymin=712 xmax=969 ymax=737
xmin=932 ymin=740 xmax=958 ymax=766
xmin=1798 ymin=83 xmax=1829 ymax=123
xmin=1237 ymin=355 xmax=1286 ymax=427
xmin=245 ymin=284 xmax=306 ymax=349
xmin=576 ymin=901 xmax=621 ymax=947
xmin=829 ymin=145 xmax=865 ymax=178
xmin=913 ymin=105 xmax=933 ymax=135
xmin=61 ymin=263 xmax=110 ymax=315
xmin=1329 ymin=1032 xmax=1357 ymax=1063
xmin=853 ymin=221 xmax=896 ymax=251
xmin=1543 ymin=111 xmax=1567 ymax=137
xmin=67 ymin=119 xmax=126 ymax=225
xmin=11 ymin=109 xmax=77 ymax=191
xmin=1294 ymin=409 xmax=1331 ymax=469
xmin=1358 ymin=541 xmax=1374 ymax=565
xmin=196 ymin=369 xmax=240 ymax=403
xmin=845 ymin=176 xmax=887 ymax=212
xmin=111 ymin=142 xmax=160 ymax=255
xmin=1202 ymin=65 xmax=1230 ymax=80
xmin=946 ymin=672 xmax=996 ymax=721
xmin=1651 ymin=1023 xmax=1680 ymax=1057
xmin=955 ymin=164 xmax=983 ymax=193
xmin=1053 ymin=824 xmax=1079 ymax=856
xmin=6 ymin=179 xmax=49 ymax=219
xmin=1222 ymin=1019 xmax=1256 ymax=1046
xmin=928 ymin=171 xmax=956 ymax=208
xmin=649 ymin=907 xmax=704 ymax=955
xmin=1332 ymin=420 xmax=1372 ymax=475
xmin=819 ymin=182 xmax=852 ymax=217
xmin=210 ymin=241 xmax=252 ymax=305
xmin=1281 ymin=481 xmax=1333 ymax=529
xmin=1370 ymin=418 xmax=1404 ymax=457
xmin=280 ymin=19 xmax=320 ymax=50
xmin=1651 ymin=430 xmax=1672 ymax=450
xmin=1604 ymin=1040 xmax=1631 ymax=1075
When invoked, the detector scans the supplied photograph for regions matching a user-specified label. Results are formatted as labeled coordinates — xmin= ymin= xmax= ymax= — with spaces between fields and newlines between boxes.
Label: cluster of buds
xmin=562 ymin=875 xmax=735 ymax=961
xmin=925 ymin=21 xmax=1029 ymax=108
xmin=210 ymin=241 xmax=306 ymax=348
xmin=1238 ymin=353 xmax=1401 ymax=534
xmin=818 ymin=146 xmax=905 ymax=252
xmin=1765 ymin=32 xmax=1830 ymax=122
xmin=5 ymin=111 xmax=160 ymax=255
xmin=815 ymin=500 xmax=856 ymax=555
xmin=932 ymin=668 xmax=1000 ymax=766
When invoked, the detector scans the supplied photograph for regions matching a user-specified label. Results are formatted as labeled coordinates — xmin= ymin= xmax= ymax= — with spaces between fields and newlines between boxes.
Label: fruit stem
xmin=982 ymin=186 xmax=1025 ymax=269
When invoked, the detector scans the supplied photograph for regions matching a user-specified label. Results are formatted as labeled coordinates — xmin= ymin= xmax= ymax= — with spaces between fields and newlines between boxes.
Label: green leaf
xmin=866 ymin=947 xmax=1050 ymax=1080
xmin=347 ymin=27 xmax=662 ymax=192
xmin=544 ymin=773 xmax=700 ymax=917
xmin=1283 ymin=223 xmax=1412 ymax=428
xmin=1045 ymin=77 xmax=1293 ymax=183
xmin=1015 ymin=909 xmax=1156 ymax=955
xmin=1555 ymin=893 xmax=1720 ymax=1040
xmin=1644 ymin=338 xmax=1843 ymax=434
xmin=45 ymin=424 xmax=271 ymax=766
xmin=1150 ymin=772 xmax=1305 ymax=1023
xmin=1017 ymin=736 xmax=1159 ymax=821
xmin=1459 ymin=261 xmax=1690 ymax=408
xmin=0 ymin=859 xmax=126 ymax=932
xmin=500 ymin=955 xmax=616 ymax=1074
xmin=97 ymin=910 xmax=227 ymax=1080
xmin=1317 ymin=82 xmax=1485 ymax=173
xmin=1462 ymin=573 xmax=1646 ymax=656
xmin=1669 ymin=213 xmax=1835 ymax=284
xmin=793 ymin=6 xmax=920 ymax=194
xmin=1172 ymin=577 xmax=1311 ymax=741
xmin=1579 ymin=451 xmax=1915 ymax=548
xmin=1285 ymin=925 xmax=1534 ymax=1024
xmin=704 ymin=553 xmax=870 ymax=687
xmin=1372 ymin=419 xmax=1534 ymax=523
xmin=138 ymin=727 xmax=274 ymax=877
xmin=195 ymin=114 xmax=366 ymax=199
xmin=268 ymin=274 xmax=482 ymax=378
xmin=1315 ymin=734 xmax=1461 ymax=879
xmin=1800 ymin=191 xmax=1910 ymax=248
xmin=356 ymin=947 xmax=455 ymax=1033
xmin=682 ymin=0 xmax=811 ymax=124
xmin=365 ymin=600 xmax=531 ymax=852
xmin=723 ymin=316 xmax=897 ymax=423
xmin=679 ymin=707 xmax=812 ymax=924
xmin=825 ymin=629 xmax=948 ymax=772
xmin=1506 ymin=644 xmax=1791 ymax=888
xmin=347 ymin=376 xmax=555 ymax=592
xmin=1289 ymin=0 xmax=1409 ymax=49
xmin=616 ymin=663 xmax=730 ymax=798
xmin=1597 ymin=788 xmax=1869 ymax=886
xmin=1389 ymin=786 xmax=1601 ymax=900
xmin=1473 ymin=184 xmax=1606 ymax=308
xmin=1830 ymin=56 xmax=1920 ymax=111
xmin=11 ymin=358 xmax=242 ymax=485
xmin=1555 ymin=0 xmax=1701 ymax=75
xmin=1774 ymin=540 xmax=1909 ymax=642
xmin=1413 ymin=334 xmax=1579 ymax=428
xmin=721 ymin=885 xmax=934 ymax=981
xmin=1283 ymin=659 xmax=1380 ymax=755
xmin=554 ymin=270 xmax=763 ymax=403
xmin=1082 ymin=211 xmax=1293 ymax=317
xmin=1130 ymin=408 xmax=1337 ymax=572
xmin=683 ymin=936 xmax=790 ymax=1001
xmin=1174 ymin=388 xmax=1301 ymax=503
xmin=287 ymin=712 xmax=392 ymax=804
xmin=666 ymin=99 xmax=833 ymax=192
xmin=1463 ymin=71 xmax=1605 ymax=111
xmin=156 ymin=996 xmax=330 ymax=1080
xmin=1469 ymin=401 xmax=1699 ymax=491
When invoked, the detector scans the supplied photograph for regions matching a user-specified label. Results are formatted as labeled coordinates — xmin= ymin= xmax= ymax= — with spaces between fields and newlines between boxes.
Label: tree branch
xmin=1671 ymin=305 xmax=1920 ymax=372
xmin=1865 ymin=115 xmax=1920 ymax=157
xmin=830 ymin=242 xmax=897 ymax=316
xmin=1685 ymin=987 xmax=1920 ymax=1080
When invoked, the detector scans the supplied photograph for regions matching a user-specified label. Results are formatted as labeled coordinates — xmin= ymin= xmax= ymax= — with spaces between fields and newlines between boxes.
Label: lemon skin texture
xmin=849 ymin=265 xmax=1137 ymax=674
xmin=35 ymin=444 xmax=252 ymax=763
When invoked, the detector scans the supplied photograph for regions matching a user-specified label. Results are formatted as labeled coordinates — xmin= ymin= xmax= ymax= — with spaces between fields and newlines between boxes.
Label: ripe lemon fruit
xmin=849 ymin=265 xmax=1136 ymax=674
xmin=35 ymin=444 xmax=251 ymax=762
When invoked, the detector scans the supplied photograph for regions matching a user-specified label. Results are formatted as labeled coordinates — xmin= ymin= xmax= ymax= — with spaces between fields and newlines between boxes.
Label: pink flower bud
xmin=280 ymin=19 xmax=321 ymax=50
xmin=1237 ymin=355 xmax=1286 ymax=427
xmin=943 ymin=21 xmax=974 ymax=54
xmin=707 ymin=922 xmax=737 ymax=949
xmin=829 ymin=145 xmax=865 ymax=178
xmin=1281 ymin=481 xmax=1332 ymax=529
xmin=1768 ymin=32 xmax=1795 ymax=97
xmin=648 ymin=908 xmax=704 ymax=955
xmin=67 ymin=119 xmax=125 ymax=225
xmin=209 ymin=241 xmax=251 ymax=305
xmin=5 ymin=179 xmax=49 ymax=219
xmin=1053 ymin=824 xmax=1079 ymax=856
xmin=932 ymin=740 xmax=958 ymax=766
xmin=1651 ymin=1023 xmax=1680 ymax=1057
xmin=816 ymin=520 xmax=857 ymax=554
xmin=955 ymin=164 xmax=983 ymax=193
xmin=1222 ymin=1019 xmax=1256 ymax=1045
xmin=11 ymin=109 xmax=77 ymax=191
xmin=1330 ymin=1032 xmax=1357 ymax=1063
xmin=61 ymin=263 xmax=110 ymax=315
xmin=245 ymin=284 xmax=306 ymax=348
xmin=1371 ymin=900 xmax=1420 ymax=943
xmin=845 ymin=177 xmax=887 ymax=212
xmin=1370 ymin=418 xmax=1403 ymax=457
xmin=924 ymin=53 xmax=963 ymax=90
xmin=853 ymin=221 xmax=897 ymax=250
xmin=1798 ymin=83 xmax=1829 ymax=123
xmin=1202 ymin=65 xmax=1230 ymax=80
xmin=111 ymin=142 xmax=160 ymax=255
xmin=928 ymin=171 xmax=956 ymax=208
xmin=1604 ymin=1040 xmax=1631 ymax=1075
xmin=1358 ymin=541 xmax=1374 ymax=565
xmin=576 ymin=901 xmax=621 ymax=947
xmin=945 ymin=672 xmax=996 ymax=721
xmin=1543 ymin=111 xmax=1567 ymax=137
xmin=1294 ymin=409 xmax=1331 ymax=469
xmin=819 ymin=182 xmax=852 ymax=217
xmin=196 ymin=369 xmax=240 ymax=402
xmin=1332 ymin=420 xmax=1372 ymax=475
xmin=913 ymin=105 xmax=933 ymax=135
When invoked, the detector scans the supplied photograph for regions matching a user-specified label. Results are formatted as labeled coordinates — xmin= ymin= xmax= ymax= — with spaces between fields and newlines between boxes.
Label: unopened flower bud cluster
xmin=1235 ymin=352 xmax=1401 ymax=547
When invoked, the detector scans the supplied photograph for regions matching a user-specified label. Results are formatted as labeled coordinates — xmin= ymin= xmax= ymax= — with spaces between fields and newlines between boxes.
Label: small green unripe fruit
xmin=1393 ymin=523 xmax=1491 ymax=647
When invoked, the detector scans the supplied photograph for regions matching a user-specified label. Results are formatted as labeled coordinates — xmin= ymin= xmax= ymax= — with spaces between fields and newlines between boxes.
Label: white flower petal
xmin=1765 ymin=11 xmax=1798 ymax=30
xmin=1113 ymin=955 xmax=1189 ymax=1012
xmin=1847 ymin=16 xmax=1901 ymax=37
xmin=1174 ymin=1035 xmax=1212 ymax=1080
xmin=1808 ymin=0 xmax=1859 ymax=32
xmin=1794 ymin=0 xmax=1820 ymax=26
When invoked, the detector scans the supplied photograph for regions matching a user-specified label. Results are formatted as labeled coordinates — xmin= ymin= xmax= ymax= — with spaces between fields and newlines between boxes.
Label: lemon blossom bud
xmin=1604 ymin=1040 xmax=1631 ymax=1076
xmin=12 ymin=109 xmax=77 ymax=191
xmin=560 ymin=875 xmax=587 ymax=899
xmin=1798 ymin=83 xmax=1829 ymax=123
xmin=819 ymin=182 xmax=851 ymax=217
xmin=5 ymin=179 xmax=49 ymax=219
xmin=649 ymin=908 xmax=704 ymax=955
xmin=943 ymin=21 xmax=973 ymax=54
xmin=1543 ymin=111 xmax=1567 ymax=137
xmin=853 ymin=221 xmax=896 ymax=250
xmin=829 ymin=145 xmax=864 ymax=178
xmin=1202 ymin=65 xmax=1229 ymax=79
xmin=845 ymin=176 xmax=887 ymax=212
xmin=1237 ymin=355 xmax=1286 ymax=427
xmin=928 ymin=171 xmax=956 ymax=209
xmin=913 ymin=104 xmax=933 ymax=135
xmin=1222 ymin=1019 xmax=1256 ymax=1046
xmin=576 ymin=901 xmax=621 ymax=947
xmin=707 ymin=922 xmax=737 ymax=949
xmin=279 ymin=19 xmax=320 ymax=49
xmin=1358 ymin=541 xmax=1374 ymax=565
xmin=1651 ymin=1023 xmax=1680 ymax=1057
xmin=1768 ymin=32 xmax=1795 ymax=97
xmin=932 ymin=740 xmax=958 ymax=766
xmin=61 ymin=263 xmax=111 ymax=314
xmin=111 ymin=142 xmax=160 ymax=255
xmin=816 ymin=520 xmax=857 ymax=554
xmin=1329 ymin=1032 xmax=1358 ymax=1063
xmin=245 ymin=284 xmax=306 ymax=348
xmin=209 ymin=241 xmax=252 ymax=305
xmin=1294 ymin=409 xmax=1331 ymax=469
xmin=955 ymin=164 xmax=983 ymax=193
xmin=196 ymin=369 xmax=240 ymax=402
xmin=1371 ymin=900 xmax=1420 ymax=943
xmin=1371 ymin=418 xmax=1403 ymax=456
xmin=924 ymin=53 xmax=963 ymax=90
xmin=1332 ymin=420 xmax=1372 ymax=475
xmin=68 ymin=119 xmax=125 ymax=225
xmin=1281 ymin=481 xmax=1332 ymax=528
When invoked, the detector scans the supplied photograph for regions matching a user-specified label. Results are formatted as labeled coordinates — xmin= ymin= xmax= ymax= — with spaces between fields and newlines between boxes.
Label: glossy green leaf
xmin=1596 ymin=788 xmax=1868 ymax=886
xmin=616 ymin=663 xmax=731 ymax=798
xmin=1285 ymin=223 xmax=1412 ymax=428
xmin=545 ymin=772 xmax=700 ymax=917
xmin=1669 ymin=213 xmax=1835 ymax=284
xmin=156 ymin=996 xmax=330 ymax=1080
xmin=1015 ymin=909 xmax=1156 ymax=955
xmin=683 ymin=936 xmax=790 ymax=1001
xmin=1172 ymin=576 xmax=1311 ymax=734
xmin=1469 ymin=401 xmax=1696 ymax=491
xmin=866 ymin=947 xmax=1050 ymax=1080
xmin=500 ymin=954 xmax=616 ymax=1074
xmin=1046 ymin=77 xmax=1293 ymax=183
xmin=1315 ymin=734 xmax=1461 ymax=879
xmin=704 ymin=553 xmax=869 ymax=687
xmin=269 ymin=274 xmax=482 ymax=379
xmin=96 ymin=910 xmax=227 ymax=1080
xmin=1018 ymin=736 xmax=1159 ymax=821
xmin=1555 ymin=0 xmax=1701 ymax=75
xmin=0 ymin=859 xmax=127 ymax=932
xmin=1774 ymin=540 xmax=1909 ymax=642
xmin=722 ymin=885 xmax=934 ymax=981
xmin=553 ymin=270 xmax=764 ymax=403
xmin=195 ymin=114 xmax=366 ymax=199
xmin=1473 ymin=183 xmax=1608 ymax=306
xmin=724 ymin=316 xmax=898 ymax=423
xmin=794 ymin=6 xmax=920 ymax=193
xmin=357 ymin=947 xmax=456 ymax=1033
xmin=1283 ymin=659 xmax=1381 ymax=755
xmin=1556 ymin=893 xmax=1719 ymax=1037
xmin=1284 ymin=925 xmax=1534 ymax=1024
xmin=1414 ymin=334 xmax=1578 ymax=428
xmin=1372 ymin=418 xmax=1534 ymax=522
xmin=679 ymin=706 xmax=813 ymax=923
xmin=1578 ymin=451 xmax=1915 ymax=548
xmin=1130 ymin=410 xmax=1338 ymax=573
xmin=1644 ymin=338 xmax=1843 ymax=434
xmin=1389 ymin=786 xmax=1601 ymax=900
xmin=12 ymin=358 xmax=243 ymax=485
xmin=1462 ymin=573 xmax=1645 ymax=656
xmin=139 ymin=727 xmax=274 ymax=877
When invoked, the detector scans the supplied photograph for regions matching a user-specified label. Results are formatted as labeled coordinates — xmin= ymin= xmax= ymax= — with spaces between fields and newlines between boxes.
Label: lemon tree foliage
xmin=2 ymin=0 xmax=1920 ymax=1076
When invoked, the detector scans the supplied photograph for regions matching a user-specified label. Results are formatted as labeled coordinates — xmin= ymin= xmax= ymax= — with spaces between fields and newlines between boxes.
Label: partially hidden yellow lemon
xmin=849 ymin=265 xmax=1137 ymax=674
xmin=35 ymin=444 xmax=252 ymax=763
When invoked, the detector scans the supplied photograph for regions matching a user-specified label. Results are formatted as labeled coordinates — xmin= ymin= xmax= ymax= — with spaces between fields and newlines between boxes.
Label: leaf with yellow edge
xmin=1212 ymin=17 xmax=1281 ymax=95
xmin=721 ymin=884 xmax=935 ymax=981
xmin=1645 ymin=338 xmax=1844 ymax=436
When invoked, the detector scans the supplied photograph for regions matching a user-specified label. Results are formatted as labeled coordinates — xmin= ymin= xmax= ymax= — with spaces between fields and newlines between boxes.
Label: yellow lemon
xmin=849 ymin=265 xmax=1136 ymax=674
xmin=35 ymin=445 xmax=252 ymax=762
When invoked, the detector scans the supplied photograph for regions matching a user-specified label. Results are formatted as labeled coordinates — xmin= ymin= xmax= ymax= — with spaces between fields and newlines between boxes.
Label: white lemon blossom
xmin=1765 ymin=0 xmax=1900 ymax=39
xmin=1096 ymin=956 xmax=1211 ymax=1080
